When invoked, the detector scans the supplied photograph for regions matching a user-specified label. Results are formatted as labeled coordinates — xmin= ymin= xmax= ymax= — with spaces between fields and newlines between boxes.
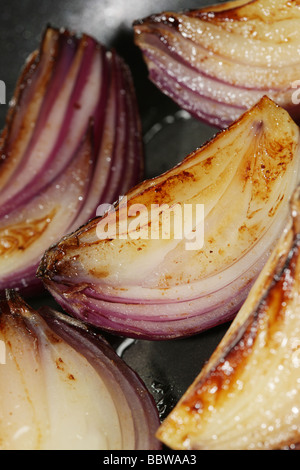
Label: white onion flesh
xmin=0 ymin=290 xmax=161 ymax=450
xmin=157 ymin=185 xmax=300 ymax=450
xmin=38 ymin=97 xmax=300 ymax=339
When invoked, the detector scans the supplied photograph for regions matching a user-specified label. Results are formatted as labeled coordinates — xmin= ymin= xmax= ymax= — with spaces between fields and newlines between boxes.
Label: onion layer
xmin=0 ymin=290 xmax=160 ymax=450
xmin=157 ymin=184 xmax=300 ymax=450
xmin=38 ymin=97 xmax=300 ymax=340
xmin=133 ymin=0 xmax=300 ymax=128
xmin=0 ymin=26 xmax=143 ymax=296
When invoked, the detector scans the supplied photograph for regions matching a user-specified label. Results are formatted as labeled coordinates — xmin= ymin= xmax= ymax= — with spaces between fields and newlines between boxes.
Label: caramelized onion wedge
xmin=0 ymin=290 xmax=160 ymax=450
xmin=0 ymin=26 xmax=143 ymax=296
xmin=134 ymin=0 xmax=300 ymax=128
xmin=38 ymin=97 xmax=300 ymax=340
xmin=157 ymin=185 xmax=300 ymax=450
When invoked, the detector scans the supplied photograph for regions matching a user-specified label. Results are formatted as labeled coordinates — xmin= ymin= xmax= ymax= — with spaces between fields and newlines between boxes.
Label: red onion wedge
xmin=133 ymin=0 xmax=300 ymax=129
xmin=157 ymin=184 xmax=300 ymax=450
xmin=38 ymin=97 xmax=300 ymax=340
xmin=0 ymin=26 xmax=143 ymax=296
xmin=0 ymin=290 xmax=160 ymax=450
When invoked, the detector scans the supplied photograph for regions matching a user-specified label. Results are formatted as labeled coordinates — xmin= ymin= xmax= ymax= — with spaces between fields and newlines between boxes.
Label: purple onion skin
xmin=133 ymin=2 xmax=300 ymax=129
xmin=43 ymin=277 xmax=247 ymax=341
xmin=0 ymin=26 xmax=143 ymax=297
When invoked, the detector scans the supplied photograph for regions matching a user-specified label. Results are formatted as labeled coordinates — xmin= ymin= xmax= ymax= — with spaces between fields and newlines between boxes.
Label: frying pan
xmin=0 ymin=0 xmax=230 ymax=423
